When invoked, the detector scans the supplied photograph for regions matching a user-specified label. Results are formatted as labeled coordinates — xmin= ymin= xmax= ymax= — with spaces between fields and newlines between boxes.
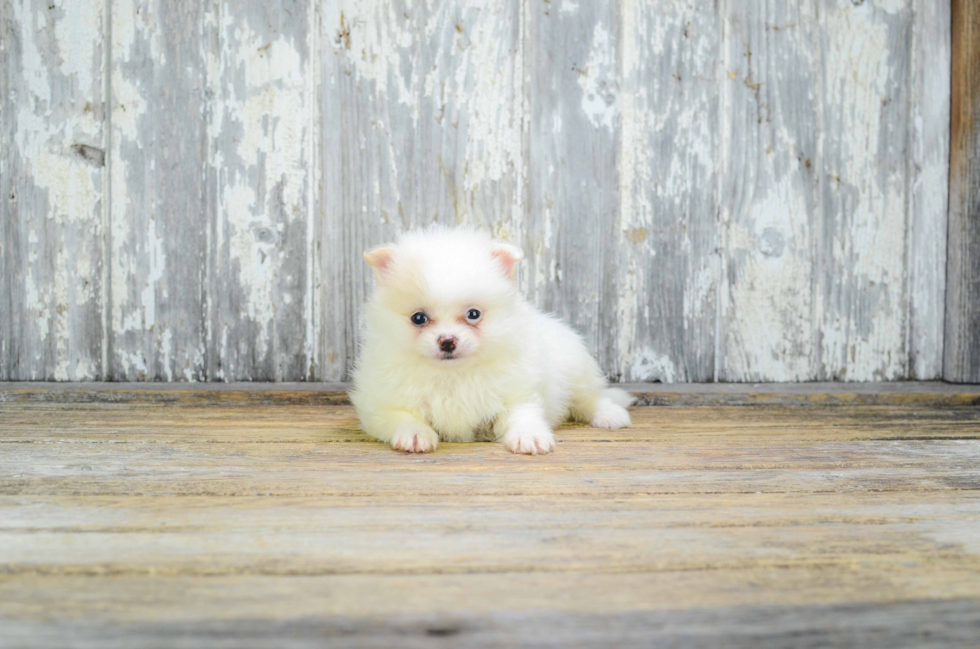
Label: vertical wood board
xmin=946 ymin=0 xmax=980 ymax=383
xmin=616 ymin=0 xmax=720 ymax=383
xmin=717 ymin=1 xmax=821 ymax=382
xmin=908 ymin=0 xmax=949 ymax=380
xmin=1 ymin=0 xmax=106 ymax=381
xmin=525 ymin=0 xmax=622 ymax=375
xmin=209 ymin=0 xmax=315 ymax=381
xmin=109 ymin=0 xmax=209 ymax=381
xmin=818 ymin=0 xmax=914 ymax=382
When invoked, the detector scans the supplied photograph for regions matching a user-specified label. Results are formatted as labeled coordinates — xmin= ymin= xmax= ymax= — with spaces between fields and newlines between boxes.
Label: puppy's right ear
xmin=364 ymin=245 xmax=396 ymax=282
xmin=490 ymin=242 xmax=525 ymax=282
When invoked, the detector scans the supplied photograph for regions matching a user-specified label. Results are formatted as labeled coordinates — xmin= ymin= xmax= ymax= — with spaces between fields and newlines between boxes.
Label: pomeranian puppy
xmin=350 ymin=227 xmax=634 ymax=455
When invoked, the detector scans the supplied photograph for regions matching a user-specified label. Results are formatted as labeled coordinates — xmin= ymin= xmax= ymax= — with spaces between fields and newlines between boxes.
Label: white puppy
xmin=350 ymin=227 xmax=634 ymax=455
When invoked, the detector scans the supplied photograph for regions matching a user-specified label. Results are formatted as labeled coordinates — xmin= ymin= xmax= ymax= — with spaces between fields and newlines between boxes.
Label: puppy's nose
xmin=438 ymin=335 xmax=457 ymax=353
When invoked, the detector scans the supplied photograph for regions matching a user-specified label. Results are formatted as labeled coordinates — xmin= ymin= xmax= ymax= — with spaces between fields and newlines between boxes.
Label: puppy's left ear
xmin=364 ymin=245 xmax=396 ymax=282
xmin=491 ymin=242 xmax=525 ymax=281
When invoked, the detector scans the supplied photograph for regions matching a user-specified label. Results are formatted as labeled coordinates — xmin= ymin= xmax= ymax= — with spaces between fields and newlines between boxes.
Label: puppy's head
xmin=363 ymin=227 xmax=524 ymax=364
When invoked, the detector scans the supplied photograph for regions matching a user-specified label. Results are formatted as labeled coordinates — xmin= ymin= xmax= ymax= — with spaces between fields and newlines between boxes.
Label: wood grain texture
xmin=3 ymin=600 xmax=978 ymax=648
xmin=319 ymin=0 xmax=425 ymax=380
xmin=3 ymin=380 xmax=980 ymax=407
xmin=1 ymin=0 xmax=106 ymax=380
xmin=109 ymin=0 xmax=209 ymax=381
xmin=819 ymin=0 xmax=915 ymax=382
xmin=0 ymin=400 xmax=978 ymax=645
xmin=208 ymin=0 xmax=316 ymax=381
xmin=718 ymin=1 xmax=821 ymax=382
xmin=1 ymin=1 xmax=955 ymax=383
xmin=946 ymin=0 xmax=980 ymax=383
xmin=526 ymin=0 xmax=621 ymax=377
xmin=909 ymin=0 xmax=950 ymax=380
xmin=617 ymin=0 xmax=720 ymax=383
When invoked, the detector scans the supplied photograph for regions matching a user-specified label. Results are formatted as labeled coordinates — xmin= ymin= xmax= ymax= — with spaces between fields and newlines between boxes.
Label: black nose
xmin=438 ymin=335 xmax=457 ymax=353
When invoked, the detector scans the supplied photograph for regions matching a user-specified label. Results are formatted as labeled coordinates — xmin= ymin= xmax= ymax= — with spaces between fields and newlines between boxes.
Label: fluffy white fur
xmin=350 ymin=227 xmax=634 ymax=455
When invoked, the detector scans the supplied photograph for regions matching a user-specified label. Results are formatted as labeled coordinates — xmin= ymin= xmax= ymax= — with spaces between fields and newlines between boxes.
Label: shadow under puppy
xmin=350 ymin=227 xmax=634 ymax=455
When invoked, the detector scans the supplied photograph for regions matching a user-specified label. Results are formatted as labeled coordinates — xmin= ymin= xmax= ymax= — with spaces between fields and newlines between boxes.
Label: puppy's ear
xmin=490 ymin=242 xmax=524 ymax=281
xmin=364 ymin=245 xmax=396 ymax=282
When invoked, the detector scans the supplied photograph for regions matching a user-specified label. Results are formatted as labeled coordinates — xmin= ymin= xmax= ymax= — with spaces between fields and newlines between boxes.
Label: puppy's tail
xmin=603 ymin=386 xmax=636 ymax=407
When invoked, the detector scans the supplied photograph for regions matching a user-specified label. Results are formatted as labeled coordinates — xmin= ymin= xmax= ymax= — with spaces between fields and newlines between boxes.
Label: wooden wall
xmin=1 ymin=0 xmax=954 ymax=382
xmin=947 ymin=0 xmax=980 ymax=383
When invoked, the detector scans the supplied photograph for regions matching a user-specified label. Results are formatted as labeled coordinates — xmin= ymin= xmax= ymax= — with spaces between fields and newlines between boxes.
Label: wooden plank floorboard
xmin=1 ymin=399 xmax=979 ymax=646
xmin=3 ymin=600 xmax=980 ymax=649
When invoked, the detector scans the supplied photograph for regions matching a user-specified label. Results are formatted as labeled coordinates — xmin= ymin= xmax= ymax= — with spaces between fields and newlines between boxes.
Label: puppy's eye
xmin=411 ymin=312 xmax=429 ymax=326
xmin=465 ymin=308 xmax=482 ymax=323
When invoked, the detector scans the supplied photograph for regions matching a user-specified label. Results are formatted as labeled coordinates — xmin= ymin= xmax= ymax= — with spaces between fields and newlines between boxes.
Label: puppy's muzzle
xmin=438 ymin=335 xmax=457 ymax=353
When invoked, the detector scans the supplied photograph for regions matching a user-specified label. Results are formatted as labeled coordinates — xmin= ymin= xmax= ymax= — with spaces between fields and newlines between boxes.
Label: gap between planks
xmin=1 ymin=381 xmax=979 ymax=407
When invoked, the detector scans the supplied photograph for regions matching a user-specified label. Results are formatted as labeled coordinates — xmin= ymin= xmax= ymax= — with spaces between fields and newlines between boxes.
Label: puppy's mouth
xmin=436 ymin=348 xmax=471 ymax=361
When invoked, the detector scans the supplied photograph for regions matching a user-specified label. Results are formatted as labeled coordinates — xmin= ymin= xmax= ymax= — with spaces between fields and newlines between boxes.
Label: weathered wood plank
xmin=416 ymin=1 xmax=524 ymax=233
xmin=616 ymin=0 xmax=719 ymax=382
xmin=908 ymin=0 xmax=950 ymax=380
xmin=2 ymin=404 xmax=979 ymax=500
xmin=0 ymin=0 xmax=106 ymax=380
xmin=819 ymin=0 xmax=914 ymax=381
xmin=319 ymin=0 xmax=424 ymax=380
xmin=3 ymin=492 xmax=980 ymax=576
xmin=109 ymin=0 xmax=209 ymax=381
xmin=319 ymin=1 xmax=525 ymax=381
xmin=946 ymin=0 xmax=980 ymax=383
xmin=320 ymin=0 xmax=424 ymax=380
xmin=3 ymin=599 xmax=978 ymax=649
xmin=1 ymin=400 xmax=980 ymax=646
xmin=4 ymin=444 xmax=978 ymax=498
xmin=208 ymin=1 xmax=316 ymax=381
xmin=6 ymin=402 xmax=980 ymax=444
xmin=7 ymin=574 xmax=976 ymax=623
xmin=718 ymin=2 xmax=821 ymax=381
xmin=525 ymin=0 xmax=621 ymax=376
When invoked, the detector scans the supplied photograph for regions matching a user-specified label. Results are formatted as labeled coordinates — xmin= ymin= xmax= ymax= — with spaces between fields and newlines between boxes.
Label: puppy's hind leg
xmin=570 ymin=384 xmax=635 ymax=430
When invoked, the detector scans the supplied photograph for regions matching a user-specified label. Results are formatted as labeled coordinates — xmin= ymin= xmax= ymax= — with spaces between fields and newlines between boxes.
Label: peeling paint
xmin=630 ymin=348 xmax=678 ymax=383
xmin=3 ymin=0 xmax=105 ymax=380
xmin=210 ymin=2 xmax=313 ymax=380
xmin=3 ymin=0 xmax=951 ymax=383
xmin=820 ymin=1 xmax=908 ymax=381
xmin=577 ymin=21 xmax=619 ymax=131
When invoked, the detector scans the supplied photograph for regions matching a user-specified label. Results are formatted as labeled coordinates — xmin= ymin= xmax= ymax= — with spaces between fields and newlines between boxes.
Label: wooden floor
xmin=2 ymin=384 xmax=980 ymax=647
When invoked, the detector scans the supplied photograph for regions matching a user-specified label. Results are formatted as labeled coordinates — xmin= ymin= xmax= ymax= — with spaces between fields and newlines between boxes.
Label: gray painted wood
xmin=946 ymin=0 xmax=980 ymax=383
xmin=209 ymin=0 xmax=315 ymax=381
xmin=319 ymin=0 xmax=425 ymax=381
xmin=526 ymin=0 xmax=622 ymax=377
xmin=109 ymin=0 xmax=209 ymax=381
xmin=0 ymin=0 xmax=957 ymax=382
xmin=909 ymin=0 xmax=950 ymax=380
xmin=717 ymin=1 xmax=822 ymax=382
xmin=818 ymin=0 xmax=916 ymax=382
xmin=1 ymin=0 xmax=106 ymax=380
xmin=617 ymin=0 xmax=720 ymax=383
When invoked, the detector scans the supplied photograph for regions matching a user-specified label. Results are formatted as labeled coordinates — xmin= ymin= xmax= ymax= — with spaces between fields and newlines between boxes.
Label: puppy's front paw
xmin=390 ymin=426 xmax=439 ymax=453
xmin=502 ymin=426 xmax=555 ymax=455
xmin=591 ymin=400 xmax=631 ymax=429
